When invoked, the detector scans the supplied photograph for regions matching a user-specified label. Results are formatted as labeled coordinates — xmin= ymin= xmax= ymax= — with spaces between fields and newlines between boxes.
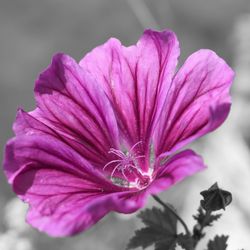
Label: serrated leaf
xmin=206 ymin=214 xmax=222 ymax=226
xmin=193 ymin=207 xmax=222 ymax=227
xmin=127 ymin=206 xmax=178 ymax=250
xmin=126 ymin=227 xmax=162 ymax=249
xmin=138 ymin=207 xmax=177 ymax=234
xmin=177 ymin=233 xmax=194 ymax=250
xmin=155 ymin=238 xmax=177 ymax=250
xmin=207 ymin=235 xmax=229 ymax=250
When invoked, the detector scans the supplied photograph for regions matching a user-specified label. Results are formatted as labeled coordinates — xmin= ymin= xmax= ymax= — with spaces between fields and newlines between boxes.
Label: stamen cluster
xmin=103 ymin=142 xmax=149 ymax=188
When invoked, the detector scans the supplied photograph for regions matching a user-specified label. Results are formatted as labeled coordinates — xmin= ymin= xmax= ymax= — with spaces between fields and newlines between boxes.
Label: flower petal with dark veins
xmin=147 ymin=150 xmax=206 ymax=195
xmin=33 ymin=53 xmax=120 ymax=166
xmin=80 ymin=29 xmax=179 ymax=164
xmin=154 ymin=50 xmax=234 ymax=157
xmin=4 ymin=134 xmax=145 ymax=236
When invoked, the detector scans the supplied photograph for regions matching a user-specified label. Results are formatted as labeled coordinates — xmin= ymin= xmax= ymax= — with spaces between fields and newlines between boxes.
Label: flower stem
xmin=152 ymin=194 xmax=191 ymax=236
xmin=192 ymin=210 xmax=211 ymax=248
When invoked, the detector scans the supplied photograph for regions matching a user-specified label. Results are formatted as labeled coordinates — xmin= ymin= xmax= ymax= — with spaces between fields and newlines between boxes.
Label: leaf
xmin=207 ymin=235 xmax=229 ymax=250
xmin=193 ymin=207 xmax=206 ymax=224
xmin=127 ymin=227 xmax=164 ymax=249
xmin=155 ymin=239 xmax=177 ymax=250
xmin=206 ymin=214 xmax=222 ymax=226
xmin=177 ymin=233 xmax=194 ymax=250
xmin=127 ymin=206 xmax=178 ymax=250
xmin=193 ymin=207 xmax=222 ymax=226
xmin=138 ymin=207 xmax=177 ymax=234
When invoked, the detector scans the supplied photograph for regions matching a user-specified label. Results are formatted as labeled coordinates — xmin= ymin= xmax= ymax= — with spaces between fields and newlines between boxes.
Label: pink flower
xmin=3 ymin=29 xmax=234 ymax=237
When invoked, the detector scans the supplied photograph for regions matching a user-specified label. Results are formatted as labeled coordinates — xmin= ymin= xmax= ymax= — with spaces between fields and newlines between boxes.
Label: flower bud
xmin=200 ymin=182 xmax=232 ymax=211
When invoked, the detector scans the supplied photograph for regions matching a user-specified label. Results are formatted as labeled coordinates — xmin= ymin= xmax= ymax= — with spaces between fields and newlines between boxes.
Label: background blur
xmin=1 ymin=0 xmax=250 ymax=249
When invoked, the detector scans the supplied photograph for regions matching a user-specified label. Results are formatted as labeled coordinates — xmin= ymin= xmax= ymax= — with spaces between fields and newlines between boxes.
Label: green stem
xmin=152 ymin=195 xmax=191 ymax=236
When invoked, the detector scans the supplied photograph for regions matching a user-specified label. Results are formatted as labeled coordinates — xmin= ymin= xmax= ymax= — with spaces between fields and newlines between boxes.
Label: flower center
xmin=103 ymin=142 xmax=152 ymax=189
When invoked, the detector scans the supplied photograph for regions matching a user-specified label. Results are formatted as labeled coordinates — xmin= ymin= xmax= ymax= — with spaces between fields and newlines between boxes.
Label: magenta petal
xmin=13 ymin=109 xmax=105 ymax=167
xmin=4 ymin=134 xmax=145 ymax=236
xmin=12 ymin=165 xmax=146 ymax=236
xmin=148 ymin=150 xmax=206 ymax=195
xmin=154 ymin=49 xmax=234 ymax=156
xmin=14 ymin=168 xmax=138 ymax=236
xmin=4 ymin=134 xmax=118 ymax=189
xmin=14 ymin=108 xmax=58 ymax=137
xmin=80 ymin=29 xmax=179 ymax=152
xmin=33 ymin=53 xmax=119 ymax=165
xmin=25 ymin=189 xmax=146 ymax=237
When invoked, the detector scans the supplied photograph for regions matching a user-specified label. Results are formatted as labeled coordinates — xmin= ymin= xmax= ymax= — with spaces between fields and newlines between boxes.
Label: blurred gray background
xmin=1 ymin=0 xmax=250 ymax=249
